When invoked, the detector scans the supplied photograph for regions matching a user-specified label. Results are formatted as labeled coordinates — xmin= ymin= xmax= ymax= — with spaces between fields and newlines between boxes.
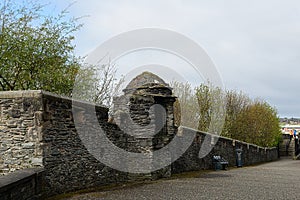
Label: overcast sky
xmin=38 ymin=0 xmax=300 ymax=117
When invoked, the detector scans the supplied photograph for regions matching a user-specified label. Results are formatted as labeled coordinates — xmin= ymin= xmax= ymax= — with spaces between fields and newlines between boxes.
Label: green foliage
xmin=172 ymin=81 xmax=281 ymax=147
xmin=222 ymin=90 xmax=250 ymax=138
xmin=195 ymin=84 xmax=212 ymax=132
xmin=172 ymin=81 xmax=225 ymax=134
xmin=0 ymin=0 xmax=82 ymax=96
xmin=194 ymin=83 xmax=225 ymax=134
xmin=171 ymin=81 xmax=198 ymax=129
xmin=231 ymin=100 xmax=282 ymax=147
xmin=74 ymin=62 xmax=124 ymax=108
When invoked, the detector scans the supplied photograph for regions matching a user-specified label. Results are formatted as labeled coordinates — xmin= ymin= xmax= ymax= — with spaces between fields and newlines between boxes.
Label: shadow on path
xmin=51 ymin=158 xmax=300 ymax=200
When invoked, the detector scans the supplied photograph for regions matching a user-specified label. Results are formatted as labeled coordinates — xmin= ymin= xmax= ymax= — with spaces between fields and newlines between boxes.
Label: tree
xmin=231 ymin=100 xmax=281 ymax=147
xmin=0 ymin=0 xmax=82 ymax=96
xmin=195 ymin=84 xmax=212 ymax=132
xmin=195 ymin=83 xmax=225 ymax=133
xmin=74 ymin=61 xmax=124 ymax=108
xmin=172 ymin=81 xmax=225 ymax=134
xmin=222 ymin=90 xmax=250 ymax=138
xmin=172 ymin=80 xmax=281 ymax=147
xmin=171 ymin=81 xmax=198 ymax=129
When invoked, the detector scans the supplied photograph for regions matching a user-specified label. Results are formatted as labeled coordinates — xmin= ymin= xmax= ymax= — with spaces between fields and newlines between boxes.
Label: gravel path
xmin=60 ymin=158 xmax=300 ymax=200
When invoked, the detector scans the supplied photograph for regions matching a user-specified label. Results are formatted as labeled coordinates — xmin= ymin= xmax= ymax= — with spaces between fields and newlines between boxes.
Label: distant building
xmin=281 ymin=124 xmax=300 ymax=135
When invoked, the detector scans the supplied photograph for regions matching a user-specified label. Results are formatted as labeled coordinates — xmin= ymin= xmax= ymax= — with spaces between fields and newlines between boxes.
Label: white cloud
xmin=41 ymin=0 xmax=300 ymax=117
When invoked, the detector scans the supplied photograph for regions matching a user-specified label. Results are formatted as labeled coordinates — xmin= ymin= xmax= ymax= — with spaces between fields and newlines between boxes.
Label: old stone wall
xmin=0 ymin=91 xmax=44 ymax=175
xmin=41 ymin=92 xmax=130 ymax=196
xmin=0 ymin=168 xmax=44 ymax=200
xmin=0 ymin=90 xmax=279 ymax=198
xmin=171 ymin=127 xmax=278 ymax=173
xmin=0 ymin=91 xmax=132 ymax=196
xmin=279 ymin=134 xmax=295 ymax=157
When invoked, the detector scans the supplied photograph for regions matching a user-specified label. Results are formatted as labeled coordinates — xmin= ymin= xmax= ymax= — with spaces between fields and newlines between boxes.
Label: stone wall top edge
xmin=0 ymin=90 xmax=108 ymax=111
xmin=180 ymin=126 xmax=276 ymax=150
xmin=0 ymin=168 xmax=45 ymax=188
xmin=41 ymin=91 xmax=108 ymax=111
xmin=180 ymin=126 xmax=231 ymax=141
xmin=0 ymin=90 xmax=43 ymax=98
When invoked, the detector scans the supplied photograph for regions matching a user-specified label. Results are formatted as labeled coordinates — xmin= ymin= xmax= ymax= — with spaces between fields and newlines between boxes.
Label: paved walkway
xmin=61 ymin=158 xmax=300 ymax=200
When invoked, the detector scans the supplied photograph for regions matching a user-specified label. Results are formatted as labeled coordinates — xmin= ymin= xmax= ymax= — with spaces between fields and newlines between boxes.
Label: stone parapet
xmin=0 ymin=83 xmax=279 ymax=198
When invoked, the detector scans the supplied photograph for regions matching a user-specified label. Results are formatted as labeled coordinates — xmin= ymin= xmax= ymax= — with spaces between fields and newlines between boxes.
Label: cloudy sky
xmin=38 ymin=0 xmax=299 ymax=117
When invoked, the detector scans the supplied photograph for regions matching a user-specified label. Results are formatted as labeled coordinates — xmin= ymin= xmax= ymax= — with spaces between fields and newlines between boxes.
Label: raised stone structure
xmin=113 ymin=72 xmax=176 ymax=179
xmin=0 ymin=72 xmax=279 ymax=198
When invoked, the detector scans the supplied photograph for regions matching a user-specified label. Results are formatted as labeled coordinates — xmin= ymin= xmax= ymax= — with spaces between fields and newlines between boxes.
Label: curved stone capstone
xmin=125 ymin=71 xmax=168 ymax=90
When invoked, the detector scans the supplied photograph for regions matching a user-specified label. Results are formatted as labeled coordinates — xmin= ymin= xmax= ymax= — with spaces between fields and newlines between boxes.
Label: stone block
xmin=22 ymin=142 xmax=35 ymax=149
xmin=8 ymin=108 xmax=21 ymax=118
xmin=31 ymin=157 xmax=43 ymax=166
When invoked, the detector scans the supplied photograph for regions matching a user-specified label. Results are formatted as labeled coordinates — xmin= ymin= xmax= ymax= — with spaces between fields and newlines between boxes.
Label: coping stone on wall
xmin=0 ymin=90 xmax=43 ymax=98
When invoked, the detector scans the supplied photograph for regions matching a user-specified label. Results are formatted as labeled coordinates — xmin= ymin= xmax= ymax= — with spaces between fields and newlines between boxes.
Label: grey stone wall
xmin=41 ymin=92 xmax=129 ymax=195
xmin=171 ymin=127 xmax=278 ymax=173
xmin=0 ymin=168 xmax=45 ymax=200
xmin=0 ymin=91 xmax=44 ymax=175
xmin=279 ymin=134 xmax=294 ymax=157
xmin=0 ymin=90 xmax=279 ymax=198
xmin=0 ymin=91 xmax=131 ymax=196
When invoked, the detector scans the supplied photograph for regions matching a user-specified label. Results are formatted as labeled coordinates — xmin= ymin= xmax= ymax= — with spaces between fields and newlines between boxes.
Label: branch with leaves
xmin=0 ymin=0 xmax=82 ymax=95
